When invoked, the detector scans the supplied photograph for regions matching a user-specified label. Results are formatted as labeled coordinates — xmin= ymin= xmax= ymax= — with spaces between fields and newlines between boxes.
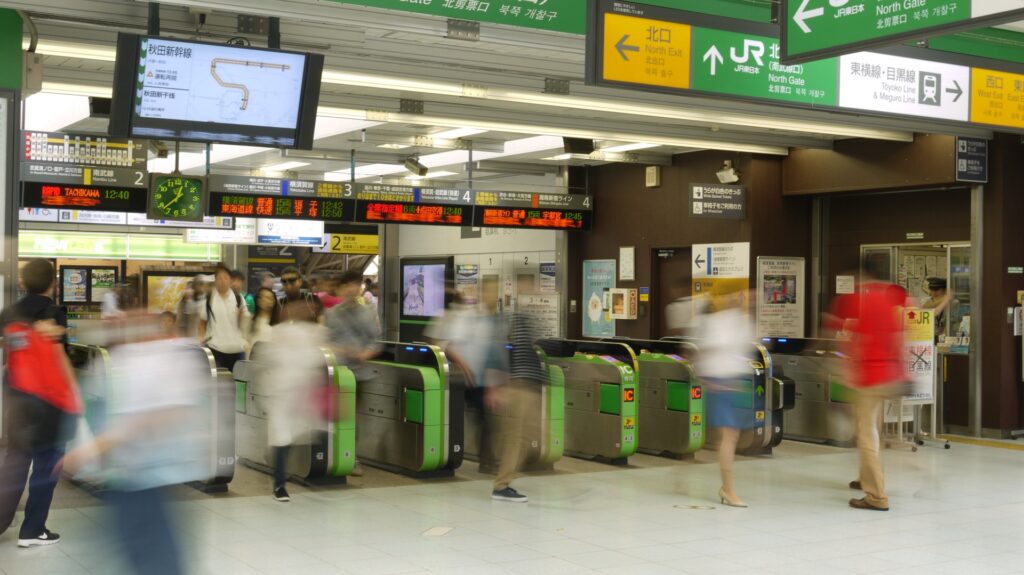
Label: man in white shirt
xmin=198 ymin=265 xmax=250 ymax=371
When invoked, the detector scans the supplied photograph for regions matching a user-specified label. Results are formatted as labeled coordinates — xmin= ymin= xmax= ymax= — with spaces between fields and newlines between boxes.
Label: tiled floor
xmin=2 ymin=440 xmax=1023 ymax=574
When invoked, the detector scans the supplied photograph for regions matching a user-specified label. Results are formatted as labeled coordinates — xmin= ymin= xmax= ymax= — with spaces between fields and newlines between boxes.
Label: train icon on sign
xmin=920 ymin=72 xmax=941 ymax=106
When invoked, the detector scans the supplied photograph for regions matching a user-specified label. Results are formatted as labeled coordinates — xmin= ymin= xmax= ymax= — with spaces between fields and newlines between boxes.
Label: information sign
xmin=24 ymin=131 xmax=146 ymax=168
xmin=782 ymin=0 xmax=1024 ymax=64
xmin=208 ymin=191 xmax=355 ymax=222
xmin=970 ymin=67 xmax=1024 ymax=129
xmin=58 ymin=210 xmax=128 ymax=226
xmin=327 ymin=0 xmax=587 ymax=35
xmin=208 ymin=174 xmax=349 ymax=198
xmin=955 ymin=137 xmax=988 ymax=183
xmin=22 ymin=181 xmax=148 ymax=213
xmin=689 ymin=183 xmax=746 ymax=219
xmin=600 ymin=12 xmax=692 ymax=90
xmin=256 ymin=219 xmax=325 ymax=247
xmin=184 ymin=218 xmax=257 ymax=244
xmin=691 ymin=27 xmax=837 ymax=105
xmin=838 ymin=51 xmax=969 ymax=122
xmin=355 ymin=184 xmax=472 ymax=226
xmin=314 ymin=233 xmax=379 ymax=255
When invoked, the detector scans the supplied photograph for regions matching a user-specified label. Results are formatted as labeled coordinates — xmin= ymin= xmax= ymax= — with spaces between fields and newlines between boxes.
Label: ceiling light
xmin=24 ymin=93 xmax=90 ymax=132
xmin=262 ymin=161 xmax=310 ymax=172
xmin=378 ymin=143 xmax=412 ymax=150
xmin=40 ymin=82 xmax=112 ymax=98
xmin=24 ymin=39 xmax=117 ymax=61
xmin=431 ymin=127 xmax=487 ymax=139
xmin=542 ymin=154 xmax=574 ymax=161
xmin=601 ymin=142 xmax=660 ymax=153
xmin=406 ymin=171 xmax=457 ymax=181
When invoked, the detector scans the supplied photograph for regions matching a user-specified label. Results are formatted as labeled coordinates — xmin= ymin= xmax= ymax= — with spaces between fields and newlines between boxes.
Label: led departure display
xmin=357 ymin=201 xmax=465 ymax=225
xmin=22 ymin=181 xmax=148 ymax=213
xmin=472 ymin=206 xmax=591 ymax=230
xmin=209 ymin=192 xmax=354 ymax=221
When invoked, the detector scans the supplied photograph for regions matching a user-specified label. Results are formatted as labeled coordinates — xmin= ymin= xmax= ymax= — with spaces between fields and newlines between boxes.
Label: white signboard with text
xmin=839 ymin=51 xmax=970 ymax=122
xmin=756 ymin=257 xmax=806 ymax=338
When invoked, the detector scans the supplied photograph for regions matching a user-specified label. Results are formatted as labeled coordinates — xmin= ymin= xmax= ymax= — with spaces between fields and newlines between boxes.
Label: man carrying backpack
xmin=0 ymin=259 xmax=80 ymax=547
xmin=277 ymin=266 xmax=324 ymax=324
xmin=198 ymin=264 xmax=250 ymax=371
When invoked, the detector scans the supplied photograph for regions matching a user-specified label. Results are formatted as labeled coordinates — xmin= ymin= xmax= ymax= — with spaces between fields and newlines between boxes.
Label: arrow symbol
xmin=945 ymin=80 xmax=963 ymax=102
xmin=703 ymin=45 xmax=724 ymax=76
xmin=756 ymin=385 xmax=765 ymax=396
xmin=794 ymin=0 xmax=825 ymax=34
xmin=695 ymin=254 xmax=706 ymax=269
xmin=615 ymin=35 xmax=640 ymax=61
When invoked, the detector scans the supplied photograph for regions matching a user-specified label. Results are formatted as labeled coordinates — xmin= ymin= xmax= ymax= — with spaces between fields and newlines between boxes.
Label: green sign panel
xmin=691 ymin=27 xmax=838 ymax=106
xmin=782 ymin=0 xmax=1024 ymax=63
xmin=327 ymin=0 xmax=770 ymax=35
xmin=19 ymin=231 xmax=217 ymax=261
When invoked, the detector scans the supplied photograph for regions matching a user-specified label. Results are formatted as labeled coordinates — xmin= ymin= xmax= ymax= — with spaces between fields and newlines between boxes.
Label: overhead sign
xmin=692 ymin=242 xmax=750 ymax=279
xmin=24 ymin=131 xmax=146 ymax=169
xmin=314 ymin=233 xmax=380 ymax=255
xmin=328 ymin=0 xmax=587 ymax=34
xmin=209 ymin=192 xmax=355 ymax=221
xmin=838 ymin=51 xmax=969 ymax=121
xmin=355 ymin=183 xmax=472 ymax=226
xmin=208 ymin=174 xmax=349 ymax=198
xmin=184 ymin=218 xmax=257 ymax=244
xmin=256 ymin=219 xmax=325 ymax=247
xmin=58 ymin=210 xmax=127 ymax=226
xmin=587 ymin=0 xmax=1024 ymax=134
xmin=127 ymin=214 xmax=234 ymax=229
xmin=689 ymin=183 xmax=746 ymax=219
xmin=782 ymin=0 xmax=1024 ymax=64
xmin=22 ymin=181 xmax=148 ymax=213
xmin=955 ymin=137 xmax=988 ymax=183
xmin=472 ymin=191 xmax=592 ymax=230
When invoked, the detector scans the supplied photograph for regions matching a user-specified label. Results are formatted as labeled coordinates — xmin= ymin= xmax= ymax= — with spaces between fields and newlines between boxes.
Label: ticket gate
xmin=68 ymin=343 xmax=236 ymax=492
xmin=356 ymin=342 xmax=463 ymax=477
xmin=234 ymin=343 xmax=357 ymax=483
xmin=606 ymin=339 xmax=705 ymax=459
xmin=536 ymin=339 xmax=638 ymax=464
xmin=763 ymin=338 xmax=855 ymax=447
xmin=462 ymin=361 xmax=566 ymax=472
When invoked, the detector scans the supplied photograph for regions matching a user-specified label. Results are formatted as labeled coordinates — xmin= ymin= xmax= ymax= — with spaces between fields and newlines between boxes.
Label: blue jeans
xmin=114 ymin=488 xmax=182 ymax=575
xmin=0 ymin=445 xmax=65 ymax=538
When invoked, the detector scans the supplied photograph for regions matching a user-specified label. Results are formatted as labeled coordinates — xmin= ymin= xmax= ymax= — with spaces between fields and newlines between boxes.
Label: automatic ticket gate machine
xmin=606 ymin=339 xmax=705 ymax=459
xmin=234 ymin=343 xmax=357 ymax=483
xmin=68 ymin=343 xmax=236 ymax=492
xmin=356 ymin=342 xmax=463 ymax=477
xmin=462 ymin=354 xmax=566 ymax=471
xmin=536 ymin=339 xmax=639 ymax=464
xmin=762 ymin=338 xmax=855 ymax=447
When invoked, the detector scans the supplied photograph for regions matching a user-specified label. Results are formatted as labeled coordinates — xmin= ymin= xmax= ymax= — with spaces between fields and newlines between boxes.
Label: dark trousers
xmin=0 ymin=445 xmax=65 ymax=538
xmin=273 ymin=445 xmax=290 ymax=489
xmin=114 ymin=488 xmax=182 ymax=575
xmin=466 ymin=386 xmax=497 ymax=469
xmin=209 ymin=348 xmax=243 ymax=372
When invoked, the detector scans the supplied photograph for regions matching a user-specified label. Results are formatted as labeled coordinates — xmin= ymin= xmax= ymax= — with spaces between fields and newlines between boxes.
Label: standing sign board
xmin=782 ymin=0 xmax=1024 ymax=64
xmin=955 ymin=137 xmax=989 ymax=183
xmin=689 ymin=184 xmax=746 ymax=219
xmin=756 ymin=257 xmax=806 ymax=338
xmin=903 ymin=307 xmax=936 ymax=403
xmin=582 ymin=259 xmax=616 ymax=338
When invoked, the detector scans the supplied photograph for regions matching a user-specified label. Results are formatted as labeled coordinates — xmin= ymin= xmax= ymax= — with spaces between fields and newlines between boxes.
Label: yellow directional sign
xmin=971 ymin=68 xmax=1024 ymax=130
xmin=322 ymin=233 xmax=379 ymax=255
xmin=602 ymin=12 xmax=691 ymax=91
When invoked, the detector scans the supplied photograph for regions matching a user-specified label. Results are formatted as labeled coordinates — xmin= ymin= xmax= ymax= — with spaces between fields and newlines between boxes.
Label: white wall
xmin=399 ymin=225 xmax=557 ymax=257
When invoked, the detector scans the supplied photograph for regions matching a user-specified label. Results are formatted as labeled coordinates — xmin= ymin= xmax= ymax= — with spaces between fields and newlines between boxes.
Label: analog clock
xmin=148 ymin=175 xmax=206 ymax=222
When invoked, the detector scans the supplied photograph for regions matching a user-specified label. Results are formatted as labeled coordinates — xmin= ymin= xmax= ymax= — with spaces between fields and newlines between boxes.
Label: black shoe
xmin=849 ymin=497 xmax=888 ymax=511
xmin=849 ymin=480 xmax=863 ymax=491
xmin=491 ymin=487 xmax=528 ymax=503
xmin=18 ymin=528 xmax=61 ymax=548
xmin=273 ymin=486 xmax=291 ymax=502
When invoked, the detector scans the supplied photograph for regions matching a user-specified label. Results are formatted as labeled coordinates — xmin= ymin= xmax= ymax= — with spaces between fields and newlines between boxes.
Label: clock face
xmin=150 ymin=176 xmax=205 ymax=222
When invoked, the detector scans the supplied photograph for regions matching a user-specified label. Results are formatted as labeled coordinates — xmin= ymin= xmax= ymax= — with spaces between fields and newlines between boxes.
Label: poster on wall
xmin=691 ymin=242 xmax=750 ymax=309
xmin=756 ymin=257 xmax=805 ymax=338
xmin=90 ymin=268 xmax=117 ymax=304
xmin=144 ymin=272 xmax=198 ymax=314
xmin=518 ymin=293 xmax=561 ymax=339
xmin=539 ymin=262 xmax=556 ymax=293
xmin=903 ymin=307 xmax=935 ymax=403
xmin=456 ymin=264 xmax=480 ymax=304
xmin=402 ymin=263 xmax=447 ymax=317
xmin=582 ymin=259 xmax=615 ymax=338
xmin=61 ymin=268 xmax=88 ymax=304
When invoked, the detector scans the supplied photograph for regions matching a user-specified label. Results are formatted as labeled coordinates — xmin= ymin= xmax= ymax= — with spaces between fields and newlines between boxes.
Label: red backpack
xmin=4 ymin=320 xmax=81 ymax=414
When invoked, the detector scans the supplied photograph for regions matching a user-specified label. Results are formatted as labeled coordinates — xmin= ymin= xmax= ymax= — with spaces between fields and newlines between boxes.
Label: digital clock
xmin=148 ymin=175 xmax=206 ymax=222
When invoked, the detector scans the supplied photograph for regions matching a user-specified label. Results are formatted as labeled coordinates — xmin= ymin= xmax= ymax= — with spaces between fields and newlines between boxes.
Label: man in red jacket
xmin=826 ymin=261 xmax=907 ymax=511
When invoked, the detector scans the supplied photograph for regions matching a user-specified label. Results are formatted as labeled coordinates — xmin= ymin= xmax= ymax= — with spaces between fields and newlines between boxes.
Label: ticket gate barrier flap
xmin=538 ymin=340 xmax=639 ymax=463
xmin=234 ymin=344 xmax=355 ymax=483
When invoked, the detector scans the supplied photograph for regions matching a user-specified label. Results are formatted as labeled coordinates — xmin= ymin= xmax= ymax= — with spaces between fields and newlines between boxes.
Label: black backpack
xmin=206 ymin=291 xmax=245 ymax=328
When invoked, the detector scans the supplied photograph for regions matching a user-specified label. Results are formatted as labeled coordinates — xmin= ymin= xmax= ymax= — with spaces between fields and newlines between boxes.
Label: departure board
xmin=472 ymin=206 xmax=591 ymax=230
xmin=22 ymin=181 xmax=148 ymax=213
xmin=354 ymin=183 xmax=473 ymax=226
xmin=209 ymin=191 xmax=354 ymax=222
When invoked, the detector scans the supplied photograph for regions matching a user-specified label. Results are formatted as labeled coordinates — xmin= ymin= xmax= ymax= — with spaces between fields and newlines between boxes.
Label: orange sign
xmin=623 ymin=388 xmax=635 ymax=403
xmin=602 ymin=13 xmax=691 ymax=90
xmin=971 ymin=68 xmax=1024 ymax=129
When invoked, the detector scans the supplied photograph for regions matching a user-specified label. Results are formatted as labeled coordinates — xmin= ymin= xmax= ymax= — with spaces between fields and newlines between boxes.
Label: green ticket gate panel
xmin=463 ymin=363 xmax=565 ymax=470
xmin=661 ymin=338 xmax=793 ymax=455
xmin=68 ymin=343 xmax=236 ymax=491
xmin=537 ymin=340 xmax=638 ymax=463
xmin=356 ymin=342 xmax=462 ymax=476
xmin=607 ymin=339 xmax=705 ymax=458
xmin=764 ymin=338 xmax=853 ymax=447
xmin=234 ymin=343 xmax=357 ymax=482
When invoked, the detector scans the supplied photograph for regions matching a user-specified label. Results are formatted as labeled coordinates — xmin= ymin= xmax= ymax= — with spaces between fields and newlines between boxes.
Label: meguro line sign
xmin=781 ymin=0 xmax=1024 ymax=64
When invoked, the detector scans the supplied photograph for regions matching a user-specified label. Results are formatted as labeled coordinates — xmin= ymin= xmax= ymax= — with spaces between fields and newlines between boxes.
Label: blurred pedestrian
xmin=247 ymin=287 xmax=279 ymax=354
xmin=62 ymin=314 xmax=210 ymax=575
xmin=490 ymin=311 xmax=546 ymax=503
xmin=362 ymin=279 xmax=377 ymax=308
xmin=230 ymin=269 xmax=256 ymax=316
xmin=696 ymin=290 xmax=754 ymax=508
xmin=198 ymin=264 xmax=250 ymax=371
xmin=825 ymin=258 xmax=907 ymax=511
xmin=316 ymin=274 xmax=343 ymax=310
xmin=262 ymin=301 xmax=327 ymax=502
xmin=278 ymin=267 xmax=324 ymax=323
xmin=101 ymin=283 xmax=127 ymax=320
xmin=0 ymin=259 xmax=79 ymax=547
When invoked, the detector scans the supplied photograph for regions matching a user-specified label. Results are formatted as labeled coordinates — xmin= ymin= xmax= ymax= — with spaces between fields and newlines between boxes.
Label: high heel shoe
xmin=719 ymin=489 xmax=748 ymax=508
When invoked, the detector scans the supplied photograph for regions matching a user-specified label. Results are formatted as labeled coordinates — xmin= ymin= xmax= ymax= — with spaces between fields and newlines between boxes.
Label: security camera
xmin=716 ymin=160 xmax=740 ymax=184
xmin=404 ymin=156 xmax=429 ymax=177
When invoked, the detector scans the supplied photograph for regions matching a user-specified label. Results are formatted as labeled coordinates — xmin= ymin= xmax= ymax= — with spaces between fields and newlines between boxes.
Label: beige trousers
xmin=494 ymin=379 xmax=542 ymax=491
xmin=855 ymin=384 xmax=900 ymax=508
